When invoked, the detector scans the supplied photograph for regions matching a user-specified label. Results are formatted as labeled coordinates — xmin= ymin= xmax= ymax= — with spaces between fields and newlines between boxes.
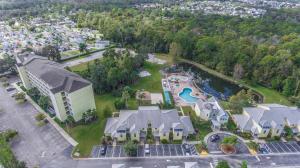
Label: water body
xmin=177 ymin=63 xmax=243 ymax=100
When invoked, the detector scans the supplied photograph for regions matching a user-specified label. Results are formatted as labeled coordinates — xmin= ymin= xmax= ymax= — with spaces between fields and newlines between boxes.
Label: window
xmin=276 ymin=129 xmax=280 ymax=134
xmin=163 ymin=133 xmax=166 ymax=136
xmin=177 ymin=133 xmax=179 ymax=136
xmin=120 ymin=134 xmax=123 ymax=138
xmin=263 ymin=130 xmax=267 ymax=134
xmin=134 ymin=133 xmax=136 ymax=137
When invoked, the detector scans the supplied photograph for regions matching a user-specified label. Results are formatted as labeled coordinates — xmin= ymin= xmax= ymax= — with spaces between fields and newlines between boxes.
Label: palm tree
xmin=122 ymin=90 xmax=130 ymax=108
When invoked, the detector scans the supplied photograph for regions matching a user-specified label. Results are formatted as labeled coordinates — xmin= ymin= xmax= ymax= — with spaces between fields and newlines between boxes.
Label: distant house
xmin=104 ymin=106 xmax=195 ymax=142
xmin=232 ymin=104 xmax=300 ymax=138
xmin=194 ymin=97 xmax=229 ymax=129
xmin=16 ymin=53 xmax=96 ymax=121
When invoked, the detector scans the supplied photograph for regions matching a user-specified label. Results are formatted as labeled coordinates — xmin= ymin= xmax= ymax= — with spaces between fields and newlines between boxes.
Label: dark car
xmin=183 ymin=143 xmax=191 ymax=154
xmin=210 ymin=135 xmax=220 ymax=142
xmin=6 ymin=87 xmax=15 ymax=92
xmin=100 ymin=146 xmax=107 ymax=155
xmin=259 ymin=147 xmax=268 ymax=154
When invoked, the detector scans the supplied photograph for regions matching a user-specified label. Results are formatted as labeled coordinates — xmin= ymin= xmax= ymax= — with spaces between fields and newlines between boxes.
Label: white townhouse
xmin=232 ymin=104 xmax=300 ymax=138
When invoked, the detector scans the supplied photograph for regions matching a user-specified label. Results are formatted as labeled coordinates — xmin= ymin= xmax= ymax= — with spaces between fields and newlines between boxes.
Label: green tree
xmin=26 ymin=87 xmax=40 ymax=101
xmin=216 ymin=160 xmax=230 ymax=168
xmin=122 ymin=89 xmax=130 ymax=108
xmin=283 ymin=77 xmax=297 ymax=96
xmin=228 ymin=90 xmax=253 ymax=114
xmin=241 ymin=161 xmax=247 ymax=168
xmin=123 ymin=141 xmax=137 ymax=156
xmin=169 ymin=42 xmax=182 ymax=64
xmin=39 ymin=45 xmax=61 ymax=61
xmin=79 ymin=42 xmax=88 ymax=53
xmin=38 ymin=96 xmax=50 ymax=110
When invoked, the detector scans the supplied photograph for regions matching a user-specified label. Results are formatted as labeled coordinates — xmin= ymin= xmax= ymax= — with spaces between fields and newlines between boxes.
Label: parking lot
xmin=261 ymin=141 xmax=300 ymax=154
xmin=91 ymin=144 xmax=198 ymax=158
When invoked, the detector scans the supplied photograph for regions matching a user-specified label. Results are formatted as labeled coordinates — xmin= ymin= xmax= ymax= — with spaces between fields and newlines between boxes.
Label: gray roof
xmin=104 ymin=106 xmax=195 ymax=137
xmin=233 ymin=104 xmax=300 ymax=131
xmin=17 ymin=53 xmax=91 ymax=93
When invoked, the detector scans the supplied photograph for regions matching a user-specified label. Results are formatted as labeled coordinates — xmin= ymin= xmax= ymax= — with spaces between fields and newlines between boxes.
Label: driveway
xmin=206 ymin=132 xmax=249 ymax=154
xmin=62 ymin=50 xmax=104 ymax=67
xmin=0 ymin=83 xmax=72 ymax=168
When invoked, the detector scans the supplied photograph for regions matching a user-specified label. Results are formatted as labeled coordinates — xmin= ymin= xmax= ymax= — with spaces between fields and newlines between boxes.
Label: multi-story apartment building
xmin=104 ymin=106 xmax=195 ymax=142
xmin=16 ymin=53 xmax=96 ymax=122
xmin=232 ymin=104 xmax=300 ymax=138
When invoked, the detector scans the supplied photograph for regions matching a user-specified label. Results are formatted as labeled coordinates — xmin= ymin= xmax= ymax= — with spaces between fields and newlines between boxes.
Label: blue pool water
xmin=164 ymin=91 xmax=172 ymax=104
xmin=179 ymin=88 xmax=199 ymax=103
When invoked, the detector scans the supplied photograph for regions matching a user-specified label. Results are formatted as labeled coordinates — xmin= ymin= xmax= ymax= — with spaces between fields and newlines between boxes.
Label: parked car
xmin=259 ymin=144 xmax=269 ymax=154
xmin=210 ymin=135 xmax=220 ymax=142
xmin=183 ymin=143 xmax=191 ymax=154
xmin=100 ymin=146 xmax=107 ymax=155
xmin=6 ymin=87 xmax=15 ymax=92
xmin=144 ymin=144 xmax=150 ymax=154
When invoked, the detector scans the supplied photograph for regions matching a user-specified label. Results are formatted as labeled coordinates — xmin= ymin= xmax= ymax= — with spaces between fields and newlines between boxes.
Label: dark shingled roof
xmin=19 ymin=54 xmax=91 ymax=94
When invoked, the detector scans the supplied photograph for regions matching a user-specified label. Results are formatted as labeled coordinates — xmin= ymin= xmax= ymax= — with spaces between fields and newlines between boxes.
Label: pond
xmin=176 ymin=63 xmax=243 ymax=100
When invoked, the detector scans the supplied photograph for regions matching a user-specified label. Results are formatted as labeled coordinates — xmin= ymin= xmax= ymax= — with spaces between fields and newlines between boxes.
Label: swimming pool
xmin=179 ymin=88 xmax=199 ymax=103
xmin=164 ymin=91 xmax=172 ymax=104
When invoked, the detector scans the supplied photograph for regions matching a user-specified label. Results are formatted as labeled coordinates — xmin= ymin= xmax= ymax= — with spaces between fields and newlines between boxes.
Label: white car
xmin=144 ymin=144 xmax=150 ymax=154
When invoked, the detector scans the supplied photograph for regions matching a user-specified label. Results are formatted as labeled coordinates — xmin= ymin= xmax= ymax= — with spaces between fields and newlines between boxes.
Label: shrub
xmin=3 ymin=129 xmax=18 ymax=141
xmin=37 ymin=121 xmax=46 ymax=127
xmin=35 ymin=113 xmax=46 ymax=121
xmin=222 ymin=136 xmax=238 ymax=146
xmin=161 ymin=139 xmax=168 ymax=144
xmin=124 ymin=141 xmax=137 ymax=156
xmin=114 ymin=98 xmax=125 ymax=110
xmin=247 ymin=141 xmax=259 ymax=151
xmin=2 ymin=82 xmax=9 ymax=87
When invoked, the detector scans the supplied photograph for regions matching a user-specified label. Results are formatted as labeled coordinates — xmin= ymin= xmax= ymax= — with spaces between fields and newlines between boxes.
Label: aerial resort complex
xmin=1 ymin=0 xmax=300 ymax=168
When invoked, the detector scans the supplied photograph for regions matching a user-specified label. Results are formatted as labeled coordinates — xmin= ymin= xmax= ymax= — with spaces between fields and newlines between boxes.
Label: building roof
xmin=233 ymin=104 xmax=300 ymax=131
xmin=16 ymin=53 xmax=91 ymax=94
xmin=104 ymin=106 xmax=195 ymax=137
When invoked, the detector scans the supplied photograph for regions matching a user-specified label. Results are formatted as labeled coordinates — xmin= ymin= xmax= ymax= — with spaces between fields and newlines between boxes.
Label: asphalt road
xmin=2 ymin=78 xmax=300 ymax=168
xmin=62 ymin=50 xmax=104 ymax=67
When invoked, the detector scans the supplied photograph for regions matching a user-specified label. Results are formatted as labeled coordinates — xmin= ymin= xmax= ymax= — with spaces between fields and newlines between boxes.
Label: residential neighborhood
xmin=0 ymin=0 xmax=300 ymax=168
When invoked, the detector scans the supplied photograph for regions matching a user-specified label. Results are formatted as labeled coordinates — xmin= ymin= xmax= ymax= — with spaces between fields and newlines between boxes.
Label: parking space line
xmin=162 ymin=145 xmax=165 ymax=156
xmin=175 ymin=145 xmax=178 ymax=156
xmin=268 ymin=143 xmax=279 ymax=153
xmin=97 ymin=146 xmax=101 ymax=158
xmin=111 ymin=146 xmax=115 ymax=157
xmin=273 ymin=142 xmax=285 ymax=153
xmin=280 ymin=142 xmax=292 ymax=152
xmin=119 ymin=146 xmax=122 ymax=157
xmin=291 ymin=142 xmax=300 ymax=152
xmin=283 ymin=143 xmax=294 ymax=152
xmin=168 ymin=145 xmax=171 ymax=156
xmin=288 ymin=143 xmax=299 ymax=152
xmin=181 ymin=145 xmax=185 ymax=155
xmin=155 ymin=145 xmax=158 ymax=156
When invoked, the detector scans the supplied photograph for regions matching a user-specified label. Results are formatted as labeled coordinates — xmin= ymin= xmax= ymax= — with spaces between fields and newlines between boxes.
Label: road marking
xmin=155 ymin=145 xmax=158 ymax=156
xmin=119 ymin=146 xmax=122 ymax=157
xmin=175 ymin=145 xmax=178 ymax=156
xmin=41 ymin=151 xmax=46 ymax=158
xmin=255 ymin=155 xmax=260 ymax=161
xmin=268 ymin=143 xmax=279 ymax=153
xmin=97 ymin=146 xmax=101 ymax=158
xmin=274 ymin=142 xmax=286 ymax=153
xmin=180 ymin=145 xmax=185 ymax=156
xmin=168 ymin=144 xmax=171 ymax=156
xmin=111 ymin=146 xmax=115 ymax=157
xmin=284 ymin=143 xmax=294 ymax=152
xmin=210 ymin=162 xmax=214 ymax=168
xmin=162 ymin=145 xmax=165 ymax=156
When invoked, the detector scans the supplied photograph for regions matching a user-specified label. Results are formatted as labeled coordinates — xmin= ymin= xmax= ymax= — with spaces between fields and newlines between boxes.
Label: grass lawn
xmin=132 ymin=62 xmax=164 ymax=93
xmin=182 ymin=106 xmax=212 ymax=140
xmin=69 ymin=61 xmax=94 ymax=72
xmin=180 ymin=58 xmax=291 ymax=106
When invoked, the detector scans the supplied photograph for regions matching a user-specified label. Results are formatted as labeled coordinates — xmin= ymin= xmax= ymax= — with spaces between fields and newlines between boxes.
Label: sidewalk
xmin=13 ymin=83 xmax=78 ymax=147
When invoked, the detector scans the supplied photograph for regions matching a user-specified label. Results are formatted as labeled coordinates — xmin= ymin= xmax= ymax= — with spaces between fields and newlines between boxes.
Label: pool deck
xmin=163 ymin=73 xmax=206 ymax=106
